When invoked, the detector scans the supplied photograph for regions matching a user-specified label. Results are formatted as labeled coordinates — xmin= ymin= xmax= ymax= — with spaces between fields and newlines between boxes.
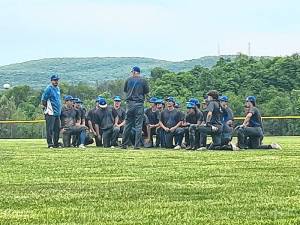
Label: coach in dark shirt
xmin=121 ymin=66 xmax=149 ymax=149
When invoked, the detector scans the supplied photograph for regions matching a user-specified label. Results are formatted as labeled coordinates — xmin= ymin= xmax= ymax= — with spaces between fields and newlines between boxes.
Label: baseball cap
xmin=131 ymin=66 xmax=141 ymax=73
xmin=50 ymin=75 xmax=59 ymax=81
xmin=166 ymin=96 xmax=175 ymax=103
xmin=98 ymin=98 xmax=107 ymax=108
xmin=187 ymin=102 xmax=196 ymax=109
xmin=155 ymin=99 xmax=164 ymax=104
xmin=113 ymin=96 xmax=122 ymax=101
xmin=149 ymin=97 xmax=158 ymax=103
xmin=246 ymin=96 xmax=256 ymax=102
xmin=219 ymin=96 xmax=229 ymax=102
xmin=64 ymin=95 xmax=73 ymax=101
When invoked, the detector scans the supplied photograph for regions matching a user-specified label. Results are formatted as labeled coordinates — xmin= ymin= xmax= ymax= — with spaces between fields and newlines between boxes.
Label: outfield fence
xmin=0 ymin=116 xmax=299 ymax=139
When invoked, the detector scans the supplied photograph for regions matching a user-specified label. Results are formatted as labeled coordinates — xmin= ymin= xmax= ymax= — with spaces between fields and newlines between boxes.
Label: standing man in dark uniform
xmin=237 ymin=96 xmax=281 ymax=150
xmin=41 ymin=75 xmax=61 ymax=148
xmin=121 ymin=66 xmax=149 ymax=149
xmin=112 ymin=96 xmax=126 ymax=147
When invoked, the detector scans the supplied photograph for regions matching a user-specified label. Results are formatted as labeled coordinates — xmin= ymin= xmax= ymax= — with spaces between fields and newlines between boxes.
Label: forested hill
xmin=0 ymin=56 xmax=235 ymax=88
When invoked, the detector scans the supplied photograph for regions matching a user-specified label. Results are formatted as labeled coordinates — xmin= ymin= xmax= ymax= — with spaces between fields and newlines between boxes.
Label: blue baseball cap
xmin=187 ymin=102 xmax=196 ymax=109
xmin=149 ymin=97 xmax=158 ymax=103
xmin=50 ymin=75 xmax=59 ymax=81
xmin=189 ymin=98 xmax=200 ymax=105
xmin=113 ymin=96 xmax=122 ymax=101
xmin=64 ymin=95 xmax=73 ymax=101
xmin=175 ymin=102 xmax=180 ymax=108
xmin=98 ymin=98 xmax=107 ymax=108
xmin=219 ymin=96 xmax=229 ymax=102
xmin=131 ymin=66 xmax=141 ymax=73
xmin=166 ymin=96 xmax=175 ymax=103
xmin=155 ymin=99 xmax=164 ymax=104
xmin=246 ymin=96 xmax=256 ymax=102
xmin=75 ymin=98 xmax=83 ymax=104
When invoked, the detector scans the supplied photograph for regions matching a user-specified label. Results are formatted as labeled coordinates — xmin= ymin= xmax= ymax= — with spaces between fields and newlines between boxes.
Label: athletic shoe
xmin=174 ymin=145 xmax=181 ymax=150
xmin=110 ymin=146 xmax=115 ymax=149
xmin=271 ymin=143 xmax=282 ymax=150
xmin=197 ymin=147 xmax=207 ymax=151
xmin=79 ymin=144 xmax=86 ymax=149
xmin=231 ymin=144 xmax=240 ymax=151
xmin=186 ymin=146 xmax=192 ymax=150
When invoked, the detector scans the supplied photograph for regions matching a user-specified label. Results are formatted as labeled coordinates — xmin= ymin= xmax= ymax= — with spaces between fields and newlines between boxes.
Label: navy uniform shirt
xmin=222 ymin=107 xmax=234 ymax=124
xmin=145 ymin=108 xmax=159 ymax=125
xmin=115 ymin=107 xmax=126 ymax=125
xmin=159 ymin=108 xmax=182 ymax=128
xmin=185 ymin=109 xmax=203 ymax=124
xmin=60 ymin=106 xmax=80 ymax=128
xmin=206 ymin=100 xmax=222 ymax=125
xmin=249 ymin=107 xmax=262 ymax=127
xmin=94 ymin=106 xmax=118 ymax=130
xmin=124 ymin=76 xmax=149 ymax=103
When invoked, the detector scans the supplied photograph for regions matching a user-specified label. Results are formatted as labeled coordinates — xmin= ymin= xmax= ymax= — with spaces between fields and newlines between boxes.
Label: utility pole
xmin=248 ymin=42 xmax=251 ymax=56
xmin=217 ymin=43 xmax=221 ymax=56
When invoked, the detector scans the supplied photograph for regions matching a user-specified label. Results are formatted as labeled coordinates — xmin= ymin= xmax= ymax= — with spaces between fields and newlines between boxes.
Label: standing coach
xmin=121 ymin=66 xmax=149 ymax=149
xmin=41 ymin=75 xmax=61 ymax=148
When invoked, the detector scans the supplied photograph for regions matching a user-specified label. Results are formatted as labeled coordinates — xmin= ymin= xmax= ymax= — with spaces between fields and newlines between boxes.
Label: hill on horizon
xmin=0 ymin=56 xmax=235 ymax=89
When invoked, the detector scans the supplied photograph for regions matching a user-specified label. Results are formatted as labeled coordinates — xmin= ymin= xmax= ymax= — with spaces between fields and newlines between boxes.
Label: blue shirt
xmin=41 ymin=85 xmax=61 ymax=116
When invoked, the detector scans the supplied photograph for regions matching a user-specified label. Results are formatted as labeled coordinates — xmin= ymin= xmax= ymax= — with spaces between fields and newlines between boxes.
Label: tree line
xmin=0 ymin=54 xmax=299 ymax=137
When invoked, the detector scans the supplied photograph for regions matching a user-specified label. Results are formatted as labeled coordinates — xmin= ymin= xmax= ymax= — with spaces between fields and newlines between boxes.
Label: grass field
xmin=0 ymin=137 xmax=299 ymax=225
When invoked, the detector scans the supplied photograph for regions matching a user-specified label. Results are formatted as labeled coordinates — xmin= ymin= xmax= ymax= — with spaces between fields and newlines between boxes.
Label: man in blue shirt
xmin=41 ymin=75 xmax=61 ymax=148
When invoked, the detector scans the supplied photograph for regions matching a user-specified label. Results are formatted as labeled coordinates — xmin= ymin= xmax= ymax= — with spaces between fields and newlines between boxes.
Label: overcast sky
xmin=0 ymin=0 xmax=299 ymax=65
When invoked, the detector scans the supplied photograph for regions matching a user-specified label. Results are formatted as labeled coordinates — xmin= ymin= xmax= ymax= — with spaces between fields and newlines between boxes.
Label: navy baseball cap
xmin=149 ymin=97 xmax=158 ymax=103
xmin=219 ymin=96 xmax=229 ymax=102
xmin=98 ymin=98 xmax=107 ymax=108
xmin=131 ymin=66 xmax=141 ymax=73
xmin=166 ymin=96 xmax=175 ymax=103
xmin=64 ymin=95 xmax=73 ymax=101
xmin=246 ymin=96 xmax=256 ymax=102
xmin=113 ymin=96 xmax=122 ymax=101
xmin=75 ymin=98 xmax=83 ymax=104
xmin=51 ymin=75 xmax=59 ymax=81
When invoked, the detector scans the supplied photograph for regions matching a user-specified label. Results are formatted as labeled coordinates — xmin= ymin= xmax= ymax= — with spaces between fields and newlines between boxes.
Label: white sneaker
xmin=174 ymin=145 xmax=181 ymax=150
xmin=271 ymin=143 xmax=282 ymax=150
xmin=231 ymin=144 xmax=240 ymax=151
xmin=79 ymin=144 xmax=86 ymax=149
xmin=197 ymin=147 xmax=207 ymax=151
xmin=110 ymin=146 xmax=115 ymax=149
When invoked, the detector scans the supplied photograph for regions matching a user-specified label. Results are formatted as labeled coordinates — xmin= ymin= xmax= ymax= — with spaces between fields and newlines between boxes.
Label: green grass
xmin=0 ymin=137 xmax=299 ymax=225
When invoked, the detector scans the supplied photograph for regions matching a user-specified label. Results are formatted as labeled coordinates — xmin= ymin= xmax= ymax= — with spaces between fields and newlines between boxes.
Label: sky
xmin=0 ymin=0 xmax=300 ymax=65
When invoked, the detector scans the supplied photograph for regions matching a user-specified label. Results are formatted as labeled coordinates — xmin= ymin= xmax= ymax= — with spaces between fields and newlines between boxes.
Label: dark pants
xmin=122 ymin=102 xmax=144 ymax=148
xmin=62 ymin=126 xmax=86 ymax=147
xmin=102 ymin=128 xmax=114 ymax=148
xmin=45 ymin=114 xmax=60 ymax=147
xmin=162 ymin=128 xmax=184 ymax=148
xmin=221 ymin=124 xmax=233 ymax=145
xmin=156 ymin=127 xmax=164 ymax=147
xmin=199 ymin=124 xmax=223 ymax=149
xmin=189 ymin=124 xmax=200 ymax=148
xmin=237 ymin=127 xmax=271 ymax=149
xmin=112 ymin=126 xmax=123 ymax=146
